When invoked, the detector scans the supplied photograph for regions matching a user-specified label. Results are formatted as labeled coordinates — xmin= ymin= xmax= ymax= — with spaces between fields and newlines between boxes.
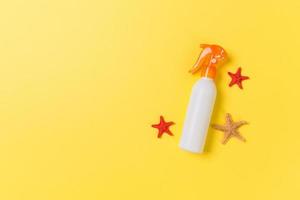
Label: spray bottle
xmin=179 ymin=44 xmax=227 ymax=153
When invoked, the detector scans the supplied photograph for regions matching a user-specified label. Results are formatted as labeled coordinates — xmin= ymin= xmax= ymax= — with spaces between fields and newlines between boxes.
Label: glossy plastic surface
xmin=179 ymin=78 xmax=216 ymax=153
xmin=189 ymin=44 xmax=227 ymax=79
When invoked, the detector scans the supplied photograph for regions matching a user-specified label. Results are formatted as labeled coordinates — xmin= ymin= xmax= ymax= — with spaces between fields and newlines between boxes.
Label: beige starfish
xmin=211 ymin=113 xmax=248 ymax=144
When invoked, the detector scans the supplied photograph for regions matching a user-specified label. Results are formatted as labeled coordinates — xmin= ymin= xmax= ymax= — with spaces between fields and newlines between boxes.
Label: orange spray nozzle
xmin=189 ymin=44 xmax=227 ymax=79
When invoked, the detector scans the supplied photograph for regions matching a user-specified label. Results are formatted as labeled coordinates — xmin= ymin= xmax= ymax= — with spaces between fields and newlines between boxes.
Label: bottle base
xmin=179 ymin=144 xmax=204 ymax=154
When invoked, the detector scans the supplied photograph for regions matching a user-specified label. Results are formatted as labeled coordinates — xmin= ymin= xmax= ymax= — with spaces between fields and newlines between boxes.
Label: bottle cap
xmin=189 ymin=44 xmax=227 ymax=79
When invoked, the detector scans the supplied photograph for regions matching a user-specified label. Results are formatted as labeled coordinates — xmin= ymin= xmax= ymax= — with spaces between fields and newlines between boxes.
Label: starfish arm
xmin=228 ymin=80 xmax=235 ymax=87
xmin=160 ymin=116 xmax=165 ymax=123
xmin=225 ymin=113 xmax=233 ymax=124
xmin=234 ymin=120 xmax=248 ymax=129
xmin=237 ymin=67 xmax=242 ymax=75
xmin=228 ymin=72 xmax=234 ymax=76
xmin=237 ymin=82 xmax=243 ymax=89
xmin=241 ymin=76 xmax=249 ymax=80
xmin=151 ymin=124 xmax=159 ymax=128
xmin=165 ymin=130 xmax=174 ymax=136
xmin=157 ymin=132 xmax=163 ymax=138
xmin=211 ymin=124 xmax=227 ymax=132
xmin=233 ymin=131 xmax=246 ymax=142
xmin=222 ymin=134 xmax=232 ymax=144
xmin=166 ymin=121 xmax=175 ymax=126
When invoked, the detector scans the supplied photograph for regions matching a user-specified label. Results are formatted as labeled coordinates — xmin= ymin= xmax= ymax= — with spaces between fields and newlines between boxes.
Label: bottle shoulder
xmin=193 ymin=78 xmax=216 ymax=92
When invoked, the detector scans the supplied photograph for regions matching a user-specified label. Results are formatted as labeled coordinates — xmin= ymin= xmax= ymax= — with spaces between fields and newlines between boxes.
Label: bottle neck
xmin=200 ymin=66 xmax=217 ymax=79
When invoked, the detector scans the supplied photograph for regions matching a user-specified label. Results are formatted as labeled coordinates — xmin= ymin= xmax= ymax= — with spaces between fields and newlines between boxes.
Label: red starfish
xmin=228 ymin=67 xmax=249 ymax=89
xmin=151 ymin=116 xmax=174 ymax=138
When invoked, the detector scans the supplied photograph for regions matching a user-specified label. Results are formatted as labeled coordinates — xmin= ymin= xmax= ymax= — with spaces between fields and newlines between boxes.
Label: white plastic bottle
xmin=179 ymin=44 xmax=227 ymax=153
xmin=179 ymin=78 xmax=216 ymax=153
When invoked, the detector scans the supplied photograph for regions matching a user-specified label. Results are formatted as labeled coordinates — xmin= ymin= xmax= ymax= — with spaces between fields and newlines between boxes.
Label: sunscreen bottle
xmin=179 ymin=44 xmax=227 ymax=153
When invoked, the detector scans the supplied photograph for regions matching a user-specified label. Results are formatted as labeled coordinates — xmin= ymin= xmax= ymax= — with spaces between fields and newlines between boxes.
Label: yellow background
xmin=0 ymin=0 xmax=299 ymax=199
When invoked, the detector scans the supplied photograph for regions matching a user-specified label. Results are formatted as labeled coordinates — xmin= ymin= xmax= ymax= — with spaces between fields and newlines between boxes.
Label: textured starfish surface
xmin=228 ymin=67 xmax=249 ymax=89
xmin=212 ymin=113 xmax=248 ymax=144
xmin=151 ymin=116 xmax=174 ymax=138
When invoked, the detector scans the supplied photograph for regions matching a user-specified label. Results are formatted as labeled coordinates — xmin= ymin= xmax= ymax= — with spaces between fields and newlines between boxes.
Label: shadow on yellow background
xmin=0 ymin=0 xmax=299 ymax=199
